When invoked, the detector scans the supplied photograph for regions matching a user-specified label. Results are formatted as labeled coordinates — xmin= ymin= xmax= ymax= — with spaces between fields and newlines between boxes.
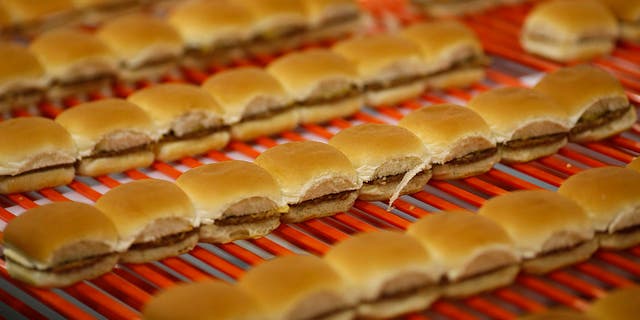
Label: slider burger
xmin=237 ymin=0 xmax=309 ymax=54
xmin=168 ymin=0 xmax=254 ymax=67
xmin=628 ymin=157 xmax=640 ymax=172
xmin=587 ymin=286 xmax=640 ymax=320
xmin=1 ymin=0 xmax=73 ymax=29
xmin=142 ymin=281 xmax=265 ymax=320
xmin=3 ymin=202 xmax=119 ymax=287
xmin=478 ymin=190 xmax=597 ymax=274
xmin=598 ymin=0 xmax=640 ymax=42
xmin=29 ymin=28 xmax=118 ymax=97
xmin=468 ymin=87 xmax=570 ymax=163
xmin=324 ymin=231 xmax=442 ymax=319
xmin=202 ymin=67 xmax=298 ymax=141
xmin=558 ymin=167 xmax=640 ymax=249
xmin=127 ymin=83 xmax=229 ymax=162
xmin=255 ymin=141 xmax=361 ymax=223
xmin=399 ymin=104 xmax=499 ymax=179
xmin=410 ymin=0 xmax=498 ymax=17
xmin=401 ymin=20 xmax=488 ymax=89
xmin=521 ymin=0 xmax=618 ymax=62
xmin=96 ymin=14 xmax=184 ymax=81
xmin=332 ymin=34 xmax=428 ymax=106
xmin=534 ymin=65 xmax=636 ymax=142
xmin=302 ymin=0 xmax=362 ymax=42
xmin=0 ymin=117 xmax=76 ymax=194
xmin=238 ymin=255 xmax=354 ymax=320
xmin=407 ymin=211 xmax=520 ymax=297
xmin=55 ymin=98 xmax=156 ymax=176
xmin=176 ymin=161 xmax=287 ymax=243
xmin=0 ymin=42 xmax=47 ymax=111
xmin=328 ymin=123 xmax=431 ymax=202
xmin=267 ymin=49 xmax=363 ymax=124
xmin=95 ymin=179 xmax=198 ymax=263
xmin=72 ymin=0 xmax=141 ymax=25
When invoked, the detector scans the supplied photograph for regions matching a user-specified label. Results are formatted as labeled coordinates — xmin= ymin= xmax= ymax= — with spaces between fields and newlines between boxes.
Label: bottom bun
xmin=500 ymin=137 xmax=567 ymax=163
xmin=523 ymin=238 xmax=598 ymax=274
xmin=432 ymin=152 xmax=500 ymax=180
xmin=365 ymin=81 xmax=426 ymax=107
xmin=426 ymin=67 xmax=485 ymax=89
xmin=199 ymin=216 xmax=281 ymax=243
xmin=119 ymin=231 xmax=199 ymax=264
xmin=570 ymin=107 xmax=636 ymax=143
xmin=359 ymin=170 xmax=431 ymax=201
xmin=298 ymin=95 xmax=363 ymax=124
xmin=521 ymin=36 xmax=615 ymax=62
xmin=315 ymin=309 xmax=356 ymax=320
xmin=598 ymin=229 xmax=640 ymax=250
xmin=78 ymin=150 xmax=155 ymax=176
xmin=246 ymin=36 xmax=305 ymax=57
xmin=0 ymin=166 xmax=75 ymax=194
xmin=357 ymin=286 xmax=439 ymax=319
xmin=156 ymin=130 xmax=230 ymax=162
xmin=6 ymin=254 xmax=118 ymax=288
xmin=305 ymin=20 xmax=360 ymax=43
xmin=284 ymin=190 xmax=359 ymax=223
xmin=443 ymin=264 xmax=519 ymax=298
xmin=231 ymin=108 xmax=299 ymax=141
xmin=421 ymin=0 xmax=496 ymax=16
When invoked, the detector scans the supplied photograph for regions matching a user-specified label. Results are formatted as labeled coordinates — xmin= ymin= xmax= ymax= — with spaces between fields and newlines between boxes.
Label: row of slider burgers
xmin=137 ymin=165 xmax=640 ymax=320
xmin=0 ymin=17 xmax=486 ymax=113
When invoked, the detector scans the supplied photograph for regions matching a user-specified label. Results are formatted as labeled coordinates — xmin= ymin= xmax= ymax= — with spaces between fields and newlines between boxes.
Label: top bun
xmin=3 ymin=202 xmax=118 ymax=270
xmin=255 ymin=141 xmax=360 ymax=204
xmin=202 ymin=67 xmax=292 ymax=124
xmin=399 ymin=104 xmax=495 ymax=163
xmin=598 ymin=0 xmax=640 ymax=23
xmin=302 ymin=0 xmax=360 ymax=26
xmin=236 ymin=0 xmax=307 ymax=35
xmin=557 ymin=167 xmax=640 ymax=233
xmin=54 ymin=98 xmax=156 ymax=157
xmin=0 ymin=117 xmax=76 ymax=176
xmin=628 ymin=158 xmax=640 ymax=172
xmin=401 ymin=20 xmax=485 ymax=72
xmin=328 ymin=123 xmax=428 ymax=181
xmin=267 ymin=49 xmax=360 ymax=101
xmin=0 ymin=42 xmax=46 ymax=97
xmin=587 ymin=286 xmax=640 ymax=320
xmin=142 ymin=281 xmax=265 ymax=320
xmin=95 ymin=179 xmax=197 ymax=250
xmin=468 ymin=87 xmax=570 ymax=142
xmin=478 ymin=190 xmax=593 ymax=258
xmin=2 ymin=0 xmax=72 ymax=23
xmin=168 ymin=0 xmax=254 ymax=49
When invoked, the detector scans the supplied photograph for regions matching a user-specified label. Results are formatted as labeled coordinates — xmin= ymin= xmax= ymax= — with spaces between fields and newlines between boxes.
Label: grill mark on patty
xmin=160 ymin=125 xmax=229 ymax=143
xmin=298 ymin=86 xmax=361 ymax=107
xmin=571 ymin=106 xmax=632 ymax=135
xmin=129 ymin=229 xmax=198 ymax=251
xmin=0 ymin=163 xmax=73 ymax=179
xmin=500 ymin=132 xmax=567 ymax=151
xmin=214 ymin=209 xmax=281 ymax=226
xmin=240 ymin=104 xmax=295 ymax=122
xmin=366 ymin=170 xmax=429 ymax=186
xmin=85 ymin=144 xmax=152 ymax=159
xmin=7 ymin=252 xmax=117 ymax=274
xmin=291 ymin=190 xmax=357 ymax=208
xmin=436 ymin=147 xmax=498 ymax=167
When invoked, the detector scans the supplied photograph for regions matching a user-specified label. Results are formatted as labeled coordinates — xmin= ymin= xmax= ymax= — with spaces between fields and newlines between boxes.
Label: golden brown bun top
xmin=478 ymin=190 xmax=593 ymax=258
xmin=202 ymin=67 xmax=291 ymax=124
xmin=127 ymin=83 xmax=224 ymax=134
xmin=407 ymin=210 xmax=519 ymax=280
xmin=332 ymin=34 xmax=425 ymax=81
xmin=302 ymin=0 xmax=359 ymax=25
xmin=238 ymin=255 xmax=347 ymax=318
xmin=266 ymin=49 xmax=359 ymax=101
xmin=399 ymin=104 xmax=495 ymax=162
xmin=29 ymin=28 xmax=115 ymax=74
xmin=534 ymin=65 xmax=628 ymax=122
xmin=55 ymin=98 xmax=156 ymax=157
xmin=255 ymin=141 xmax=360 ymax=204
xmin=0 ymin=117 xmax=76 ymax=176
xmin=558 ymin=167 xmax=640 ymax=232
xmin=95 ymin=179 xmax=196 ymax=249
xmin=142 ymin=281 xmax=265 ymax=320
xmin=176 ymin=160 xmax=285 ymax=222
xmin=2 ymin=0 xmax=72 ymax=22
xmin=236 ymin=0 xmax=306 ymax=23
xmin=3 ymin=202 xmax=118 ymax=268
xmin=523 ymin=0 xmax=618 ymax=41
xmin=97 ymin=14 xmax=183 ymax=64
xmin=468 ymin=87 xmax=569 ymax=142
xmin=328 ymin=123 xmax=428 ymax=181
xmin=324 ymin=231 xmax=440 ymax=288
xmin=401 ymin=20 xmax=483 ymax=69
xmin=168 ymin=0 xmax=254 ymax=48
xmin=598 ymin=0 xmax=640 ymax=22
xmin=518 ymin=310 xmax=592 ymax=320
xmin=0 ymin=3 xmax=9 ymax=26
xmin=628 ymin=157 xmax=640 ymax=172
xmin=0 ymin=42 xmax=45 ymax=85
xmin=587 ymin=286 xmax=640 ymax=320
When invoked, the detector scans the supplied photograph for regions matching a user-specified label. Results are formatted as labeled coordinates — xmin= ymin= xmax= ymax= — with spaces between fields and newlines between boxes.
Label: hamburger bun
xmin=411 ymin=0 xmax=498 ymax=17
xmin=518 ymin=310 xmax=592 ymax=320
xmin=0 ymin=42 xmax=47 ymax=110
xmin=598 ymin=0 xmax=640 ymax=42
xmin=628 ymin=157 xmax=640 ymax=172
xmin=302 ymin=0 xmax=362 ymax=41
xmin=587 ymin=286 xmax=640 ymax=320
